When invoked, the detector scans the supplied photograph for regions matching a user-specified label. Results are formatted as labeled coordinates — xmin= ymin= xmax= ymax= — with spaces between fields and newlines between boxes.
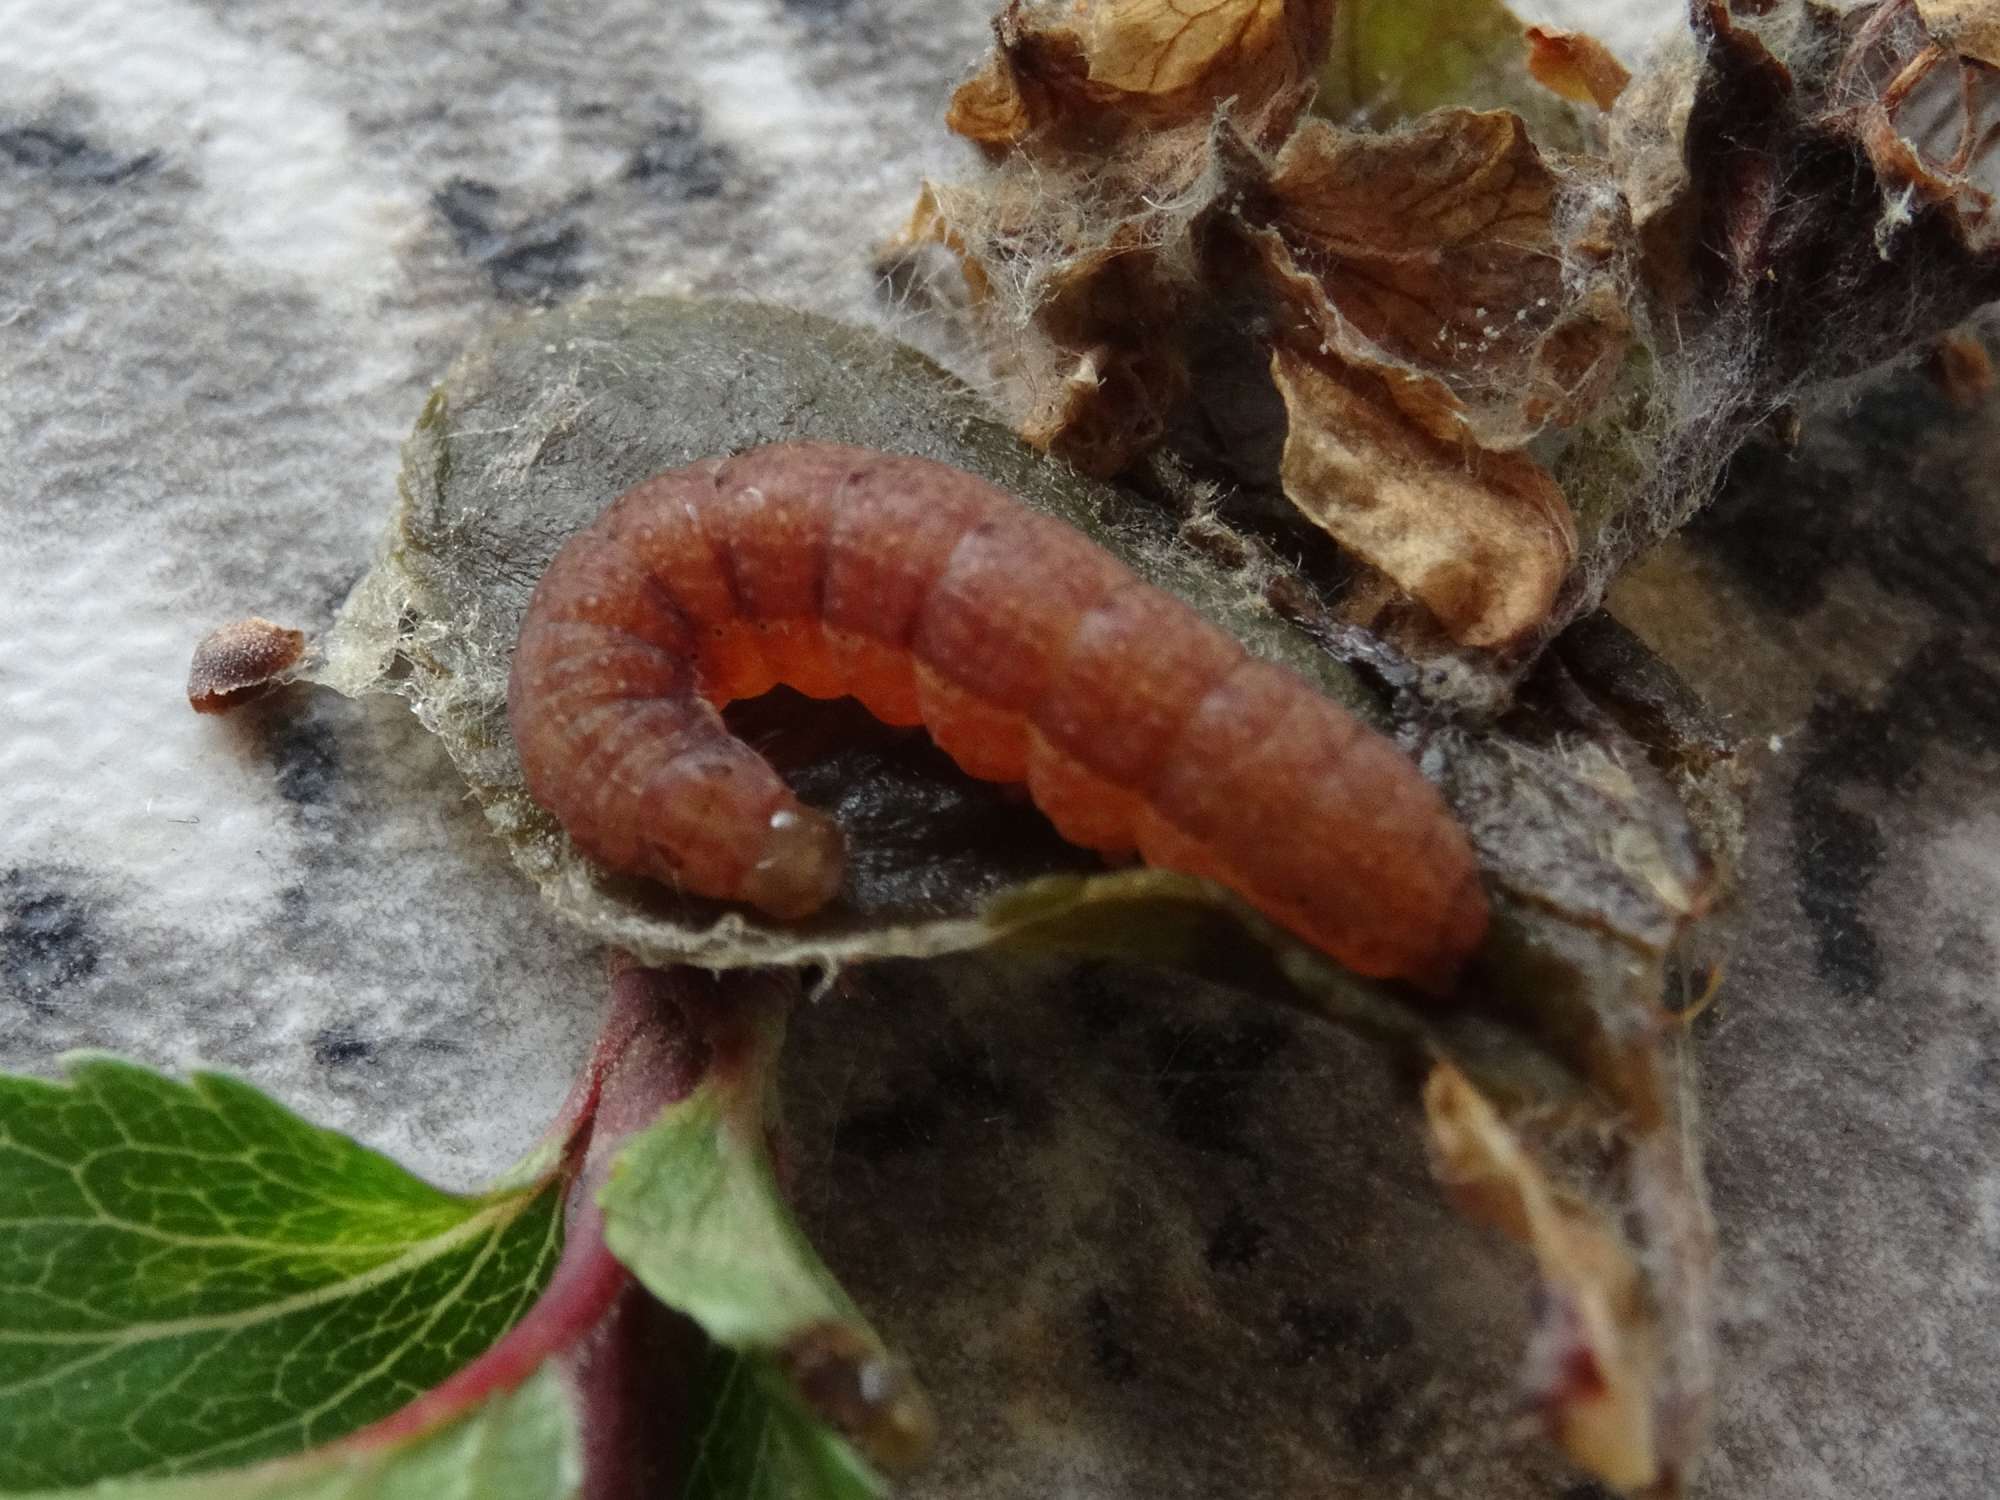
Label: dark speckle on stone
xmin=625 ymin=105 xmax=732 ymax=199
xmin=1083 ymin=1290 xmax=1139 ymax=1384
xmin=433 ymin=177 xmax=586 ymax=301
xmin=836 ymin=1092 xmax=943 ymax=1160
xmin=2 ymin=869 xmax=101 ymax=1008
xmin=1204 ymin=1202 xmax=1268 ymax=1272
xmin=1560 ymin=1482 xmax=1619 ymax=1500
xmin=1342 ymin=1382 xmax=1398 ymax=1454
xmin=1892 ymin=636 xmax=2000 ymax=758
xmin=1701 ymin=388 xmax=2000 ymax=1001
xmin=1787 ymin=639 xmax=2000 ymax=995
xmin=1688 ymin=390 xmax=2000 ymax=624
xmin=277 ymin=884 xmax=314 ymax=925
xmin=1147 ymin=1016 xmax=1290 ymax=1155
xmin=312 ymin=1025 xmax=375 ymax=1068
xmin=1697 ymin=385 xmax=2000 ymax=631
xmin=1278 ymin=1297 xmax=1414 ymax=1368
xmin=268 ymin=714 xmax=340 ymax=808
xmin=1695 ymin=443 xmax=1846 ymax=617
xmin=0 ymin=125 xmax=155 ymax=185
xmin=1789 ymin=769 xmax=1886 ymax=997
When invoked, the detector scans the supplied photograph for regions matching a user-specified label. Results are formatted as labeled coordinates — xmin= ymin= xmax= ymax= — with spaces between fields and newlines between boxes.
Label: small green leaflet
xmin=681 ymin=1349 xmax=878 ymax=1500
xmin=0 ymin=1056 xmax=564 ymax=1491
xmin=600 ymin=1079 xmax=857 ymax=1346
xmin=7 ymin=1367 xmax=580 ymax=1500
xmin=599 ymin=1001 xmax=916 ymax=1499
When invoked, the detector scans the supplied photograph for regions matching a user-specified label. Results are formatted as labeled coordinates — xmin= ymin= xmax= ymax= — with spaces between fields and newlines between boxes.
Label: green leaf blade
xmin=5 ymin=1365 xmax=582 ymax=1500
xmin=598 ymin=985 xmax=928 ymax=1498
xmin=0 ymin=1057 xmax=565 ymax=1490
xmin=602 ymin=1088 xmax=853 ymax=1348
xmin=682 ymin=1350 xmax=879 ymax=1500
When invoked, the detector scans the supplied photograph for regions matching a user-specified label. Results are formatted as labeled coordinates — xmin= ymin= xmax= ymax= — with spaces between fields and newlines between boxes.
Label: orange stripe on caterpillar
xmin=507 ymin=442 xmax=1488 ymax=987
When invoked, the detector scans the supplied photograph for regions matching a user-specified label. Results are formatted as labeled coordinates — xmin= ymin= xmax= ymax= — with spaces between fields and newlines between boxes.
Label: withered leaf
xmin=1604 ymin=47 xmax=1701 ymax=307
xmin=1424 ymin=1062 xmax=1661 ymax=1493
xmin=1438 ymin=653 xmax=1724 ymax=950
xmin=1915 ymin=0 xmax=2000 ymax=67
xmin=1525 ymin=24 xmax=1633 ymax=111
xmin=1251 ymin=110 xmax=1631 ymax=447
xmin=918 ymin=1 xmax=1642 ymax=659
xmin=944 ymin=52 xmax=1036 ymax=149
xmin=946 ymin=0 xmax=1332 ymax=149
xmin=883 ymin=180 xmax=990 ymax=303
xmin=1078 ymin=0 xmax=1289 ymax=96
xmin=1623 ymin=0 xmax=2000 ymax=353
xmin=1271 ymin=345 xmax=1575 ymax=648
xmin=1855 ymin=24 xmax=2000 ymax=247
xmin=1012 ymin=231 xmax=1198 ymax=474
xmin=1928 ymin=325 xmax=1997 ymax=406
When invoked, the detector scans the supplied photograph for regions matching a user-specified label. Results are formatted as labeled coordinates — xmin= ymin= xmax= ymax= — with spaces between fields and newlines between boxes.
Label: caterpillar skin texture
xmin=507 ymin=442 xmax=1488 ymax=987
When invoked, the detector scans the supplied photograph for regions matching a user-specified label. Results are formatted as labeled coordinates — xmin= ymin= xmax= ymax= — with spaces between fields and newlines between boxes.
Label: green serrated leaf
xmin=681 ymin=1349 xmax=878 ymax=1500
xmin=597 ymin=994 xmax=901 ymax=1497
xmin=8 ymin=1366 xmax=579 ymax=1500
xmin=0 ymin=1057 xmax=564 ymax=1490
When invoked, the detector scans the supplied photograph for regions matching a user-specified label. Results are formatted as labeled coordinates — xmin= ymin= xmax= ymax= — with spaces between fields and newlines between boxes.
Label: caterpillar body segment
xmin=508 ymin=442 xmax=1488 ymax=987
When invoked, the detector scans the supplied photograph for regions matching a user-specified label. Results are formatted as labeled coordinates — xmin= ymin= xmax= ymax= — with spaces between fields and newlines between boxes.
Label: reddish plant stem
xmin=340 ymin=961 xmax=729 ymax=1489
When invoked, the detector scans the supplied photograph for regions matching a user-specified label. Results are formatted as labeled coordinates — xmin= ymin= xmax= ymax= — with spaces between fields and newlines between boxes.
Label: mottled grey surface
xmin=1609 ymin=383 xmax=2000 ymax=1500
xmin=2 ymin=2 xmax=1993 ymax=1498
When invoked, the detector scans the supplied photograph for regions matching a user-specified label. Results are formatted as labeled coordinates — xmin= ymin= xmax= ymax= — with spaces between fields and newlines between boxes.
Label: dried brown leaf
xmin=1252 ymin=111 xmax=1631 ymax=446
xmin=1852 ymin=21 xmax=2000 ymax=250
xmin=882 ymin=180 xmax=991 ymax=302
xmin=946 ymin=0 xmax=1333 ymax=149
xmin=1928 ymin=325 xmax=1997 ymax=404
xmin=1012 ymin=227 xmax=1199 ymax=475
xmin=945 ymin=52 xmax=1036 ymax=148
xmin=1079 ymin=0 xmax=1289 ymax=96
xmin=1617 ymin=1 xmax=2000 ymax=343
xmin=1424 ymin=1062 xmax=1661 ymax=1494
xmin=925 ymin=5 xmax=1634 ymax=652
xmin=1271 ymin=346 xmax=1575 ymax=648
xmin=1916 ymin=0 xmax=2000 ymax=67
xmin=1525 ymin=24 xmax=1633 ymax=111
xmin=1603 ymin=46 xmax=1702 ymax=308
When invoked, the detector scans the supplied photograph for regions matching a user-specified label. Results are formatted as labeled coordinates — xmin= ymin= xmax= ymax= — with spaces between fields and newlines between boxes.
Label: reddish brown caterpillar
xmin=508 ymin=442 xmax=1488 ymax=987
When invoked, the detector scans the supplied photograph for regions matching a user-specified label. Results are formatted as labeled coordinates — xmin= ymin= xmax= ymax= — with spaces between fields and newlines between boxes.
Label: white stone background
xmin=4 ymin=2 xmax=1997 ymax=1497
